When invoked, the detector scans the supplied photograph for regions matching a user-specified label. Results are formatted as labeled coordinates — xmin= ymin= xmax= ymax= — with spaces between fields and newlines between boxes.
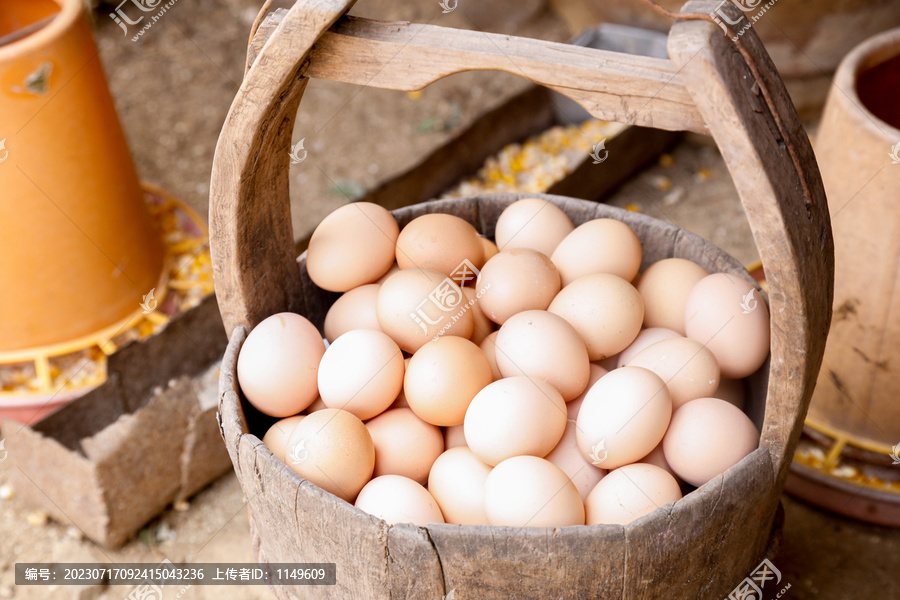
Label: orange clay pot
xmin=0 ymin=0 xmax=165 ymax=355
xmin=809 ymin=27 xmax=900 ymax=449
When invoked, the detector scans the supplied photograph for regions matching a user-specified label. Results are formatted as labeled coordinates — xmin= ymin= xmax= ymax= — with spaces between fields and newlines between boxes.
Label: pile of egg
xmin=238 ymin=198 xmax=770 ymax=528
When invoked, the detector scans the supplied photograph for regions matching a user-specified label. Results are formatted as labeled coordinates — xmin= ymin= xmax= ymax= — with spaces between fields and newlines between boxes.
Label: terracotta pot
xmin=0 ymin=0 xmax=165 ymax=355
xmin=809 ymin=27 xmax=900 ymax=448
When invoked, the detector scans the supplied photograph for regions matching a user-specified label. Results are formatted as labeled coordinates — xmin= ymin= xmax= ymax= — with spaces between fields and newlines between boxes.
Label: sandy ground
xmin=2 ymin=1 xmax=899 ymax=599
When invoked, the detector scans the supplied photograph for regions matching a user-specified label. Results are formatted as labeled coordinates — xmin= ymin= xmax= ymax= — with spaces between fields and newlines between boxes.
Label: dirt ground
xmin=2 ymin=0 xmax=899 ymax=598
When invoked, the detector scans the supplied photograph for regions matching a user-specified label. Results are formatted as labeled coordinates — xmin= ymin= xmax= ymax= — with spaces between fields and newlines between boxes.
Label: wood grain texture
xmin=210 ymin=0 xmax=358 ymax=336
xmin=247 ymin=13 xmax=707 ymax=133
xmin=668 ymin=1 xmax=833 ymax=490
xmin=308 ymin=16 xmax=707 ymax=133
xmin=218 ymin=192 xmax=788 ymax=599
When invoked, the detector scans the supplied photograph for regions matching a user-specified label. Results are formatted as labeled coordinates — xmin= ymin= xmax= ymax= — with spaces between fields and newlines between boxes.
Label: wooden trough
xmin=211 ymin=1 xmax=834 ymax=598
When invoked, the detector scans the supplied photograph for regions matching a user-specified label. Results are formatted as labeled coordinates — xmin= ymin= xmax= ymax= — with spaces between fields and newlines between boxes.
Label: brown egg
xmin=286 ymin=408 xmax=374 ymax=502
xmin=395 ymin=213 xmax=485 ymax=276
xmin=479 ymin=332 xmax=502 ymax=381
xmin=584 ymin=463 xmax=681 ymax=525
xmin=405 ymin=336 xmax=493 ymax=426
xmin=262 ymin=415 xmax=306 ymax=461
xmin=484 ymin=456 xmax=585 ymax=527
xmin=306 ymin=202 xmax=399 ymax=292
xmin=318 ymin=330 xmax=404 ymax=421
xmin=627 ymin=338 xmax=720 ymax=409
xmin=551 ymin=219 xmax=642 ymax=287
xmin=365 ymin=408 xmax=443 ymax=485
xmin=480 ymin=237 xmax=499 ymax=262
xmin=549 ymin=274 xmax=644 ymax=361
xmin=237 ymin=312 xmax=325 ymax=417
xmin=663 ymin=397 xmax=759 ymax=487
xmin=464 ymin=376 xmax=567 ymax=466
xmin=476 ymin=249 xmax=561 ymax=325
xmin=428 ymin=447 xmax=492 ymax=524
xmin=567 ymin=364 xmax=608 ymax=420
xmin=545 ymin=420 xmax=606 ymax=501
xmin=462 ymin=286 xmax=494 ymax=345
xmin=575 ymin=367 xmax=672 ymax=469
xmin=494 ymin=198 xmax=574 ymax=257
xmin=615 ymin=327 xmax=682 ymax=368
xmin=377 ymin=268 xmax=474 ymax=352
xmin=684 ymin=273 xmax=770 ymax=378
xmin=355 ymin=475 xmax=444 ymax=526
xmin=323 ymin=284 xmax=382 ymax=342
xmin=495 ymin=310 xmax=590 ymax=401
xmin=637 ymin=258 xmax=709 ymax=334
xmin=443 ymin=423 xmax=467 ymax=449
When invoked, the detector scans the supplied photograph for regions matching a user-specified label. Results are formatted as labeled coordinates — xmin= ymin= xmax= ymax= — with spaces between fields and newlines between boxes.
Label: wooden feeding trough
xmin=2 ymin=291 xmax=231 ymax=548
xmin=211 ymin=1 xmax=833 ymax=598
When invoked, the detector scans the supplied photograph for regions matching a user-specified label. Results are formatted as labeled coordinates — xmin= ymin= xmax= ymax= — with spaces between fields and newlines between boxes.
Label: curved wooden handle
xmin=210 ymin=0 xmax=832 ymax=486
xmin=668 ymin=0 xmax=833 ymax=487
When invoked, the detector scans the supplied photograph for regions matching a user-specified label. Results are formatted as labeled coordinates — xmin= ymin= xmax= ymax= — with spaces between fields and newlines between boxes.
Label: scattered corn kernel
xmin=27 ymin=510 xmax=48 ymax=527
xmin=624 ymin=203 xmax=642 ymax=213
xmin=696 ymin=167 xmax=712 ymax=182
xmin=174 ymin=500 xmax=190 ymax=512
xmin=659 ymin=154 xmax=674 ymax=168
xmin=663 ymin=186 xmax=686 ymax=206
xmin=831 ymin=464 xmax=857 ymax=478
xmin=0 ymin=484 xmax=14 ymax=500
xmin=442 ymin=120 xmax=626 ymax=198
xmin=406 ymin=90 xmax=423 ymax=100
xmin=650 ymin=175 xmax=673 ymax=192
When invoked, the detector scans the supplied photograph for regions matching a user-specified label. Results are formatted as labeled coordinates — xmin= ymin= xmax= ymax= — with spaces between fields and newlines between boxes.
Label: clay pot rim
xmin=832 ymin=26 xmax=900 ymax=139
xmin=0 ymin=0 xmax=81 ymax=63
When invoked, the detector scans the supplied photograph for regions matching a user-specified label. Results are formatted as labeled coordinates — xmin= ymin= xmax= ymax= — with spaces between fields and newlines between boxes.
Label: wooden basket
xmin=210 ymin=1 xmax=833 ymax=598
